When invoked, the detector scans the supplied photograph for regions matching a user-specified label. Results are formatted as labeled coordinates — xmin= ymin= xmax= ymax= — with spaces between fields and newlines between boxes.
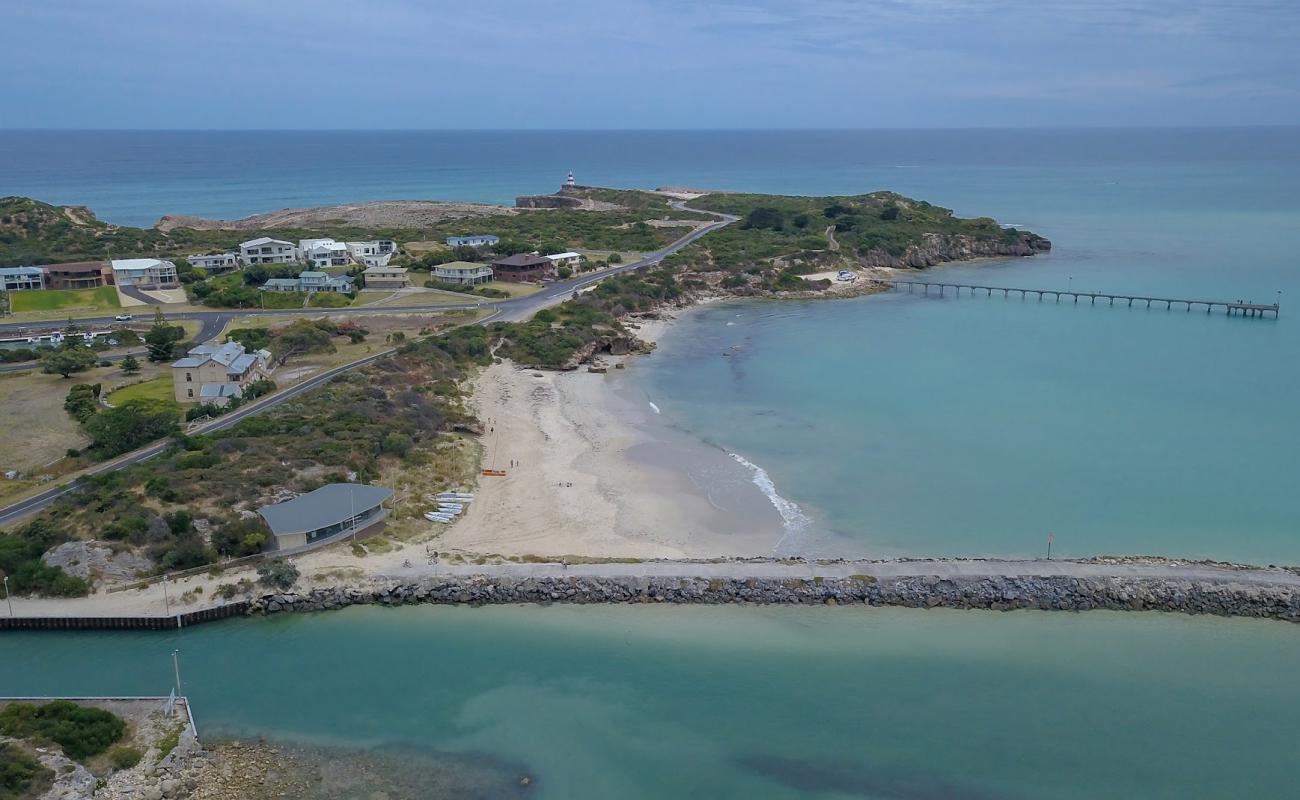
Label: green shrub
xmin=257 ymin=558 xmax=299 ymax=591
xmin=107 ymin=745 xmax=142 ymax=770
xmin=0 ymin=702 xmax=126 ymax=761
xmin=0 ymin=742 xmax=54 ymax=799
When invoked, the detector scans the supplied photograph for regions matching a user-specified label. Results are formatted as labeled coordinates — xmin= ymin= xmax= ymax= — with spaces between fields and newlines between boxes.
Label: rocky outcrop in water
xmin=248 ymin=574 xmax=1300 ymax=622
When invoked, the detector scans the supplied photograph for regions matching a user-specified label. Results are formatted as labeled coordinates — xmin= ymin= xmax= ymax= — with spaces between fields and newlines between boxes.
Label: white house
xmin=430 ymin=261 xmax=494 ymax=286
xmin=546 ymin=251 xmax=584 ymax=268
xmin=240 ymin=237 xmax=299 ymax=265
xmin=110 ymin=259 xmax=179 ymax=288
xmin=262 ymin=271 xmax=354 ymax=294
xmin=447 ymin=235 xmax=499 ymax=248
xmin=300 ymin=239 xmax=352 ymax=268
xmin=187 ymin=253 xmax=240 ymax=273
xmin=0 ymin=266 xmax=46 ymax=291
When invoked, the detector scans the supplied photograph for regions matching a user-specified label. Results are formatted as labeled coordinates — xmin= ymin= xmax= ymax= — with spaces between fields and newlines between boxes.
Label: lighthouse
xmin=565 ymin=170 xmax=576 ymax=188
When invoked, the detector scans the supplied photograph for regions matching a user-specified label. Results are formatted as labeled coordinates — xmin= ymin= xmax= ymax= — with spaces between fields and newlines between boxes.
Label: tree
xmin=120 ymin=354 xmax=141 ymax=374
xmin=63 ymin=383 xmax=101 ymax=423
xmin=257 ymin=558 xmax=299 ymax=591
xmin=607 ymin=252 xmax=623 ymax=264
xmin=743 ymin=207 xmax=785 ymax=231
xmin=144 ymin=308 xmax=185 ymax=362
xmin=83 ymin=399 xmax=179 ymax=458
xmin=212 ymin=518 xmax=269 ymax=558
xmin=41 ymin=346 xmax=97 ymax=378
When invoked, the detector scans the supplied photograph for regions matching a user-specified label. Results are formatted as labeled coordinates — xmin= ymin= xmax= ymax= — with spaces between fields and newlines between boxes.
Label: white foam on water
xmin=728 ymin=452 xmax=813 ymax=555
xmin=647 ymin=401 xmax=661 ymax=414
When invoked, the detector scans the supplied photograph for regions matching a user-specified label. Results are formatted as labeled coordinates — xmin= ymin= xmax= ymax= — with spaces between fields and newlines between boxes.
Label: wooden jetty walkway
xmin=876 ymin=279 xmax=1280 ymax=317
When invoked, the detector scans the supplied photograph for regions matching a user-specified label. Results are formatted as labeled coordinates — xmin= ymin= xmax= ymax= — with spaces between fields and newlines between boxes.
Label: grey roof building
xmin=257 ymin=483 xmax=394 ymax=550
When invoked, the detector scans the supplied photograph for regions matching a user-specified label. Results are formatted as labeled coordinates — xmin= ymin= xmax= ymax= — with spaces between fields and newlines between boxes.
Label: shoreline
xmin=436 ymin=308 xmax=790 ymax=559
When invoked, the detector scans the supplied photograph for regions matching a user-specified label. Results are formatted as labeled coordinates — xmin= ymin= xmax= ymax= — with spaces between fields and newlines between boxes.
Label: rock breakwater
xmin=250 ymin=573 xmax=1300 ymax=622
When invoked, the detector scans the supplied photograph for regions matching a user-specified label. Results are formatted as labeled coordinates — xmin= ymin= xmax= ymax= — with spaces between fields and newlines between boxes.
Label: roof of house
xmin=433 ymin=261 xmax=494 ymax=273
xmin=198 ymin=383 xmax=242 ymax=399
xmin=361 ymin=266 xmax=407 ymax=275
xmin=447 ymin=234 xmax=499 ymax=243
xmin=298 ymin=271 xmax=329 ymax=279
xmin=305 ymin=241 xmax=349 ymax=253
xmin=262 ymin=278 xmax=300 ymax=289
xmin=241 ymin=237 xmax=294 ymax=248
xmin=172 ymin=341 xmax=265 ymax=371
xmin=546 ymin=252 xmax=582 ymax=260
xmin=493 ymin=253 xmax=552 ymax=268
xmin=41 ymin=261 xmax=106 ymax=273
xmin=257 ymin=483 xmax=395 ymax=537
xmin=111 ymin=258 xmax=173 ymax=272
xmin=0 ymin=266 xmax=45 ymax=277
xmin=188 ymin=253 xmax=237 ymax=260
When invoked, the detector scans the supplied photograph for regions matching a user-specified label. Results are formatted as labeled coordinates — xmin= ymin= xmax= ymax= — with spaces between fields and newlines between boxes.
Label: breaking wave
xmin=728 ymin=452 xmax=813 ymax=555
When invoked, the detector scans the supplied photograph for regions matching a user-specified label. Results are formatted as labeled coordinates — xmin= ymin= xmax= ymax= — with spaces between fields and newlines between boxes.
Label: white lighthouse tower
xmin=565 ymin=170 xmax=576 ymax=188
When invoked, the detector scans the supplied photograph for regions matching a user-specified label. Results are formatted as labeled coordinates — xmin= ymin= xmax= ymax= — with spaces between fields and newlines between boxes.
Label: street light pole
xmin=172 ymin=649 xmax=183 ymax=696
xmin=162 ymin=575 xmax=171 ymax=615
xmin=3 ymin=576 xmax=11 ymax=616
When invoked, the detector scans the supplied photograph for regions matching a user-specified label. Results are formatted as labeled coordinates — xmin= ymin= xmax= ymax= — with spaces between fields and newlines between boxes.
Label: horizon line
xmin=3 ymin=124 xmax=1300 ymax=134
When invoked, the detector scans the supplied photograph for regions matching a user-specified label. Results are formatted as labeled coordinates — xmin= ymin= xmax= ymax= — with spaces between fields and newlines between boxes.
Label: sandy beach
xmin=439 ymin=313 xmax=788 ymax=558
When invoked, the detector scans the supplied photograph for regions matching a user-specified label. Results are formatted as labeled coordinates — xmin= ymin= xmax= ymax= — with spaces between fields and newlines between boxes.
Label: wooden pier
xmin=876 ymin=280 xmax=1280 ymax=318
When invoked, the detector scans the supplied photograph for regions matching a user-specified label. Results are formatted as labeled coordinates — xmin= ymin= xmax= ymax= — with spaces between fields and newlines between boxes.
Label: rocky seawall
xmin=250 ymin=574 xmax=1300 ymax=622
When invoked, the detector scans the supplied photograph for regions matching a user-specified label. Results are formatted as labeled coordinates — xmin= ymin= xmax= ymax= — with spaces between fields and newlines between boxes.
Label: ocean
xmin=3 ymin=128 xmax=1297 ymax=797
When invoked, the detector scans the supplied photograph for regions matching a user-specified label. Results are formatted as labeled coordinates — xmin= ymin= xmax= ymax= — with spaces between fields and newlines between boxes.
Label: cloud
xmin=1 ymin=0 xmax=1298 ymax=127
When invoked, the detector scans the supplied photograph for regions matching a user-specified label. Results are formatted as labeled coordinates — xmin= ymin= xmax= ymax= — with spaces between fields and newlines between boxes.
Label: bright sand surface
xmin=439 ymin=314 xmax=788 ymax=558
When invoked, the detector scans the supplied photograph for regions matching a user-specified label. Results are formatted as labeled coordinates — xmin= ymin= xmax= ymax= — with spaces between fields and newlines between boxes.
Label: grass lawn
xmin=106 ymin=375 xmax=178 ymax=408
xmin=10 ymin=286 xmax=121 ymax=313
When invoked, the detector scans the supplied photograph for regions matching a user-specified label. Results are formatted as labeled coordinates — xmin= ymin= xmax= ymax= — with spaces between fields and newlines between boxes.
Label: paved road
xmin=0 ymin=204 xmax=736 ymax=527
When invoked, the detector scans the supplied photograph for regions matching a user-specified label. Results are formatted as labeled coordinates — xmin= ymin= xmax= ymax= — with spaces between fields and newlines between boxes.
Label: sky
xmin=2 ymin=0 xmax=1299 ymax=129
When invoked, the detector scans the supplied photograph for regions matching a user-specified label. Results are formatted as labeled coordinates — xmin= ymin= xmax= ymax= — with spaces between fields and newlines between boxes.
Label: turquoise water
xmin=637 ymin=142 xmax=1300 ymax=563
xmin=4 ymin=130 xmax=1299 ymax=795
xmin=2 ymin=606 xmax=1299 ymax=799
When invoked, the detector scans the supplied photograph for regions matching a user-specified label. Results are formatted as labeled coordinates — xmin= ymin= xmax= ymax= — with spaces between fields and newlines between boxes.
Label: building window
xmin=187 ymin=388 xmax=193 ymax=398
xmin=186 ymin=373 xmax=192 ymax=382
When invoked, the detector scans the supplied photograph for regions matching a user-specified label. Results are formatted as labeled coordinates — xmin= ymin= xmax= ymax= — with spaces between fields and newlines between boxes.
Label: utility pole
xmin=172 ymin=649 xmax=183 ymax=696
xmin=3 ymin=576 xmax=12 ymax=616
xmin=162 ymin=575 xmax=171 ymax=615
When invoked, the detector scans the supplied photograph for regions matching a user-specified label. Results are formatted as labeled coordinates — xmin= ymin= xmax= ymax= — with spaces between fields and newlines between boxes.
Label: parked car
xmin=114 ymin=314 xmax=133 ymax=321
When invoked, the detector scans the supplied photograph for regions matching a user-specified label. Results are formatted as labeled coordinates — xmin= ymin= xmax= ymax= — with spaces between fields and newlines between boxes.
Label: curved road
xmin=0 ymin=203 xmax=736 ymax=527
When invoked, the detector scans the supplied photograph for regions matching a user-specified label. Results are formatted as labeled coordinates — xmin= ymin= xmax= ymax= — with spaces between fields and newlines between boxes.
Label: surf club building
xmin=257 ymin=483 xmax=394 ymax=550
